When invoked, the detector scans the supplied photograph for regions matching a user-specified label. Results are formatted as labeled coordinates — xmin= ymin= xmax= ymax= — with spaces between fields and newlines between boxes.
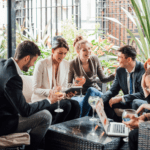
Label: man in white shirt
xmin=0 ymin=40 xmax=64 ymax=150
xmin=102 ymin=45 xmax=145 ymax=121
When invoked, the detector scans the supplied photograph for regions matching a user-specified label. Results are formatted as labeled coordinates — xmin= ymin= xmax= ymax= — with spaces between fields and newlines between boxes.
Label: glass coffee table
xmin=45 ymin=116 xmax=128 ymax=150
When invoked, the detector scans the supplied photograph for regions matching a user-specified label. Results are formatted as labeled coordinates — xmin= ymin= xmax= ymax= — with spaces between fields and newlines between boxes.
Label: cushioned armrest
xmin=0 ymin=132 xmax=30 ymax=148
xmin=138 ymin=121 xmax=150 ymax=150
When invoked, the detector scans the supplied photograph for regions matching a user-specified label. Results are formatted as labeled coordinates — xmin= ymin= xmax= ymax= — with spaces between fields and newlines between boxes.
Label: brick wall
xmin=97 ymin=0 xmax=137 ymax=47
xmin=107 ymin=0 xmax=137 ymax=47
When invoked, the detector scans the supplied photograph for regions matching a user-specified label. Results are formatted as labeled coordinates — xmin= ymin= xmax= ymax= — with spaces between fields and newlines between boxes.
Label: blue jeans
xmin=71 ymin=87 xmax=103 ymax=117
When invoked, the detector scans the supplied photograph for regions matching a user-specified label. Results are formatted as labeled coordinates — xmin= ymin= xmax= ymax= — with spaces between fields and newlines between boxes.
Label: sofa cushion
xmin=20 ymin=75 xmax=33 ymax=103
xmin=0 ymin=133 xmax=30 ymax=148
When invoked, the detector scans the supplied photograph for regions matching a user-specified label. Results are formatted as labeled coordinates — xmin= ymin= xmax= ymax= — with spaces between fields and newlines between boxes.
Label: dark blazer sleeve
xmin=102 ymin=71 xmax=121 ymax=103
xmin=146 ymin=94 xmax=150 ymax=104
xmin=123 ymin=69 xmax=145 ymax=103
xmin=4 ymin=75 xmax=51 ymax=117
xmin=123 ymin=89 xmax=144 ymax=103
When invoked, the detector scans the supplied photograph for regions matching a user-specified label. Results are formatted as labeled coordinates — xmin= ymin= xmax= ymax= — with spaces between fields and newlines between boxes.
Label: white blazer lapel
xmin=46 ymin=56 xmax=53 ymax=89
xmin=59 ymin=60 xmax=66 ymax=86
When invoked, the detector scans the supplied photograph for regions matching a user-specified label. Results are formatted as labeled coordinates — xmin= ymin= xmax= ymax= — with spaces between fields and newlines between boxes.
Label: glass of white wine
xmin=88 ymin=96 xmax=99 ymax=122
xmin=54 ymin=86 xmax=65 ymax=113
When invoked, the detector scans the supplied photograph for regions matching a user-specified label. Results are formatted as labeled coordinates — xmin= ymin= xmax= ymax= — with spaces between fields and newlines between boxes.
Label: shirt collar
xmin=11 ymin=57 xmax=23 ymax=75
xmin=125 ymin=64 xmax=136 ymax=74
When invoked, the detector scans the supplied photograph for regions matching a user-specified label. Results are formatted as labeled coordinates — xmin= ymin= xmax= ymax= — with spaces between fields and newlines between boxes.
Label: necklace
xmin=81 ymin=60 xmax=89 ymax=65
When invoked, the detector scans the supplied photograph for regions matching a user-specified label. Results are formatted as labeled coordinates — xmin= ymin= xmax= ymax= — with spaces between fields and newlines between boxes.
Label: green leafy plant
xmin=0 ymin=27 xmax=7 ymax=59
xmin=90 ymin=36 xmax=119 ymax=73
xmin=61 ymin=19 xmax=87 ymax=60
xmin=105 ymin=0 xmax=150 ymax=62
xmin=19 ymin=19 xmax=120 ymax=91
xmin=16 ymin=20 xmax=52 ymax=75
xmin=61 ymin=20 xmax=119 ymax=89
xmin=0 ymin=19 xmax=120 ymax=92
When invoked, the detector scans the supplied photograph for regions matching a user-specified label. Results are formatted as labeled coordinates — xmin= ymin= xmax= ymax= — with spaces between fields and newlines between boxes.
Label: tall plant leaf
xmin=106 ymin=0 xmax=150 ymax=61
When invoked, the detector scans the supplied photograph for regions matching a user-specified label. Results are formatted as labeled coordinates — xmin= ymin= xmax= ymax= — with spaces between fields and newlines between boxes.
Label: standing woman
xmin=68 ymin=35 xmax=115 ymax=117
xmin=31 ymin=36 xmax=80 ymax=124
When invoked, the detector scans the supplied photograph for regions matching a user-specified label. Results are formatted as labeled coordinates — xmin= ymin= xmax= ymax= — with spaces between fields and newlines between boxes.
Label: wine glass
xmin=88 ymin=96 xmax=99 ymax=121
xmin=72 ymin=121 xmax=83 ymax=137
xmin=86 ymin=121 xmax=99 ymax=142
xmin=122 ymin=109 xmax=138 ymax=122
xmin=122 ymin=109 xmax=138 ymax=142
xmin=74 ymin=76 xmax=86 ymax=97
xmin=67 ymin=83 xmax=73 ymax=88
xmin=54 ymin=86 xmax=65 ymax=113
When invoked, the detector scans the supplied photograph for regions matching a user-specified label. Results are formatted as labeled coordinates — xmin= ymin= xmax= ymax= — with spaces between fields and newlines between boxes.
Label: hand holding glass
xmin=67 ymin=83 xmax=73 ymax=88
xmin=122 ymin=109 xmax=138 ymax=142
xmin=122 ymin=109 xmax=138 ymax=122
xmin=74 ymin=76 xmax=86 ymax=86
xmin=48 ymin=89 xmax=61 ymax=104
xmin=54 ymin=86 xmax=65 ymax=113
xmin=74 ymin=76 xmax=86 ymax=97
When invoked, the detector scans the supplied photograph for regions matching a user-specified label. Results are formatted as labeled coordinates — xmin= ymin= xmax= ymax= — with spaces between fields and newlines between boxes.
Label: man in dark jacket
xmin=102 ymin=45 xmax=145 ymax=121
xmin=0 ymin=41 xmax=65 ymax=150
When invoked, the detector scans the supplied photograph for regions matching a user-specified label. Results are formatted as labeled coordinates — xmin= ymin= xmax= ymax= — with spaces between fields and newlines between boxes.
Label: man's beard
xmin=22 ymin=59 xmax=31 ymax=72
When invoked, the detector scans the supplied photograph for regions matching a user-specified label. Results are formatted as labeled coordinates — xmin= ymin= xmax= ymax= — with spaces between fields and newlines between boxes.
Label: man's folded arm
xmin=124 ymin=80 xmax=145 ymax=103
xmin=123 ymin=92 xmax=145 ymax=103
xmin=4 ymin=76 xmax=51 ymax=117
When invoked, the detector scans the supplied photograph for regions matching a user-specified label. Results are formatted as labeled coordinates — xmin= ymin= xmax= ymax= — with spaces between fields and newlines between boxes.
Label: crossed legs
xmin=81 ymin=87 xmax=103 ymax=117
xmin=15 ymin=110 xmax=52 ymax=150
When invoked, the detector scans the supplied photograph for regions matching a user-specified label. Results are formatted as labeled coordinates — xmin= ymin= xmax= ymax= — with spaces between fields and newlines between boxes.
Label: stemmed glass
xmin=122 ymin=109 xmax=138 ymax=142
xmin=54 ymin=86 xmax=65 ymax=113
xmin=74 ymin=76 xmax=86 ymax=97
xmin=88 ymin=96 xmax=99 ymax=121
xmin=72 ymin=121 xmax=83 ymax=137
xmin=86 ymin=121 xmax=99 ymax=142
xmin=67 ymin=83 xmax=73 ymax=89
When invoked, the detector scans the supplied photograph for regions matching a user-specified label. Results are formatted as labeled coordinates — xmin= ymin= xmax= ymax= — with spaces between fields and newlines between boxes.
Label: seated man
xmin=132 ymin=60 xmax=150 ymax=111
xmin=125 ymin=69 xmax=150 ymax=149
xmin=0 ymin=40 xmax=79 ymax=150
xmin=102 ymin=45 xmax=145 ymax=121
xmin=124 ymin=73 xmax=150 ymax=149
xmin=132 ymin=68 xmax=150 ymax=114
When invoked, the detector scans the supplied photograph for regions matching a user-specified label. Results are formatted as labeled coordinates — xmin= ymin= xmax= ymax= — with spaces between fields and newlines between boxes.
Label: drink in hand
xmin=122 ymin=109 xmax=138 ymax=142
xmin=122 ymin=109 xmax=138 ymax=122
xmin=55 ymin=92 xmax=62 ymax=95
xmin=74 ymin=76 xmax=86 ymax=86
xmin=54 ymin=86 xmax=64 ymax=113
xmin=74 ymin=76 xmax=86 ymax=97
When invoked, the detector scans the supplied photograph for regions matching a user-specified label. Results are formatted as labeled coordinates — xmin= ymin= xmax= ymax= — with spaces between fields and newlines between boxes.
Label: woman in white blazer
xmin=31 ymin=36 xmax=80 ymax=124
